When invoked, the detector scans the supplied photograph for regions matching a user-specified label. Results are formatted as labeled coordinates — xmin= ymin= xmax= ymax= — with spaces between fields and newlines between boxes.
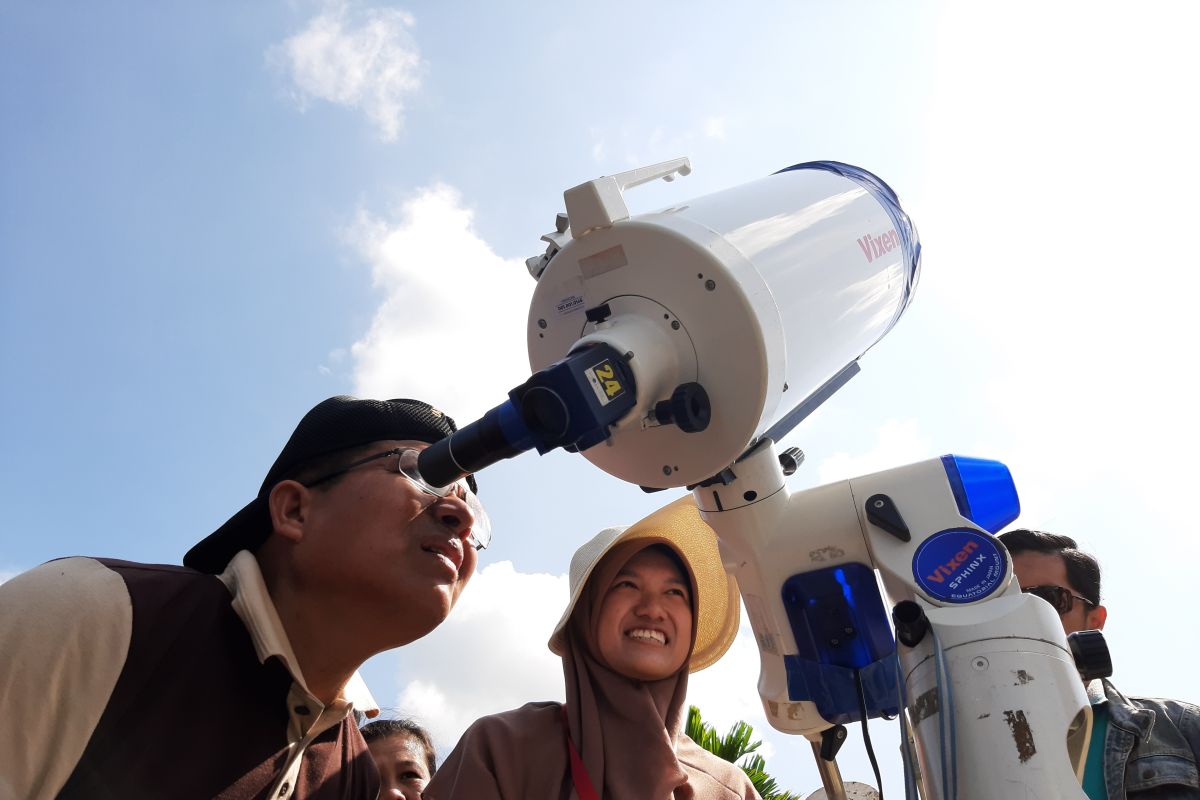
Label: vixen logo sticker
xmin=857 ymin=229 xmax=901 ymax=263
xmin=913 ymin=529 xmax=1006 ymax=603
xmin=924 ymin=540 xmax=980 ymax=584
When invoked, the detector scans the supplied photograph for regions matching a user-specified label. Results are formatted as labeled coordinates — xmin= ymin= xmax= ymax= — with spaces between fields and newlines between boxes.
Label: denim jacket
xmin=1096 ymin=680 xmax=1200 ymax=798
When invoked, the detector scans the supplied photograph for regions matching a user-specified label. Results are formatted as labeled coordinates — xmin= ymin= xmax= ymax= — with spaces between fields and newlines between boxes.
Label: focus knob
xmin=653 ymin=382 xmax=711 ymax=433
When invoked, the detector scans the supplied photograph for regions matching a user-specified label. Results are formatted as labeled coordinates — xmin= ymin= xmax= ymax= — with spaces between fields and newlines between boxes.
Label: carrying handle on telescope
xmin=612 ymin=157 xmax=692 ymax=189
xmin=564 ymin=157 xmax=692 ymax=238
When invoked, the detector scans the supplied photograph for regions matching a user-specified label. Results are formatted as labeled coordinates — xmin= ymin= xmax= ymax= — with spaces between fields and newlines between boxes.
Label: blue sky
xmin=3 ymin=2 xmax=1198 ymax=796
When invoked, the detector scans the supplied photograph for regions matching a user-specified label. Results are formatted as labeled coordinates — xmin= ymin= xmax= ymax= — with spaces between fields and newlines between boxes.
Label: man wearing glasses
xmin=999 ymin=529 xmax=1200 ymax=799
xmin=0 ymin=396 xmax=490 ymax=800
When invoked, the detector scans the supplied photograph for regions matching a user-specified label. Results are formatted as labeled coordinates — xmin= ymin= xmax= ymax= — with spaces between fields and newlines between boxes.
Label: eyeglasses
xmin=303 ymin=448 xmax=491 ymax=551
xmin=1022 ymin=584 xmax=1094 ymax=615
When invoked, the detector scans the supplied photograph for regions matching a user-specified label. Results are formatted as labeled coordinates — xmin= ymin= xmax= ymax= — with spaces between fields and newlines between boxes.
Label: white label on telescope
xmin=579 ymin=244 xmax=628 ymax=278
xmin=743 ymin=594 xmax=780 ymax=655
xmin=556 ymin=294 xmax=584 ymax=316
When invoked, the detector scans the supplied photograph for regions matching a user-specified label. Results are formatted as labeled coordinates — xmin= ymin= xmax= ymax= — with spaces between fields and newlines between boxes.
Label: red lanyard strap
xmin=561 ymin=705 xmax=600 ymax=800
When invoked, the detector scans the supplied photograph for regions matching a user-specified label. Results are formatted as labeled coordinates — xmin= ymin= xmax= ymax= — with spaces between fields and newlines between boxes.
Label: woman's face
xmin=367 ymin=733 xmax=431 ymax=800
xmin=594 ymin=546 xmax=694 ymax=681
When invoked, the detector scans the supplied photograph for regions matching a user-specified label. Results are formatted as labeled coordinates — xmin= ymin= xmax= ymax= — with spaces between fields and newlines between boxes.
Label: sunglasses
xmin=1022 ymin=584 xmax=1094 ymax=615
xmin=303 ymin=447 xmax=491 ymax=551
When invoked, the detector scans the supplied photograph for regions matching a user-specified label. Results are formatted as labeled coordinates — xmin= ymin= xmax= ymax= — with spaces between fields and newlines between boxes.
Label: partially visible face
xmin=594 ymin=547 xmax=694 ymax=681
xmin=295 ymin=439 xmax=480 ymax=644
xmin=1010 ymin=551 xmax=1106 ymax=635
xmin=368 ymin=733 xmax=431 ymax=800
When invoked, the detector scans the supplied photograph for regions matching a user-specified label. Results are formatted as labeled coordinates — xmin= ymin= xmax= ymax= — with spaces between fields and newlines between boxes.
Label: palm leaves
xmin=686 ymin=705 xmax=803 ymax=800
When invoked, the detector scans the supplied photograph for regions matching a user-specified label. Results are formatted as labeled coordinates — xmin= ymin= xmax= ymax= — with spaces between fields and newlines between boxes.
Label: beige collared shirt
xmin=218 ymin=551 xmax=379 ymax=799
xmin=0 ymin=552 xmax=378 ymax=800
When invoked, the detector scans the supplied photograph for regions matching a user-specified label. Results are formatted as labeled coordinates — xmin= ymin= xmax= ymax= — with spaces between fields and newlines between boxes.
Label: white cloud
xmin=317 ymin=347 xmax=348 ymax=378
xmin=344 ymin=183 xmax=533 ymax=421
xmin=702 ymin=116 xmax=727 ymax=141
xmin=914 ymin=2 xmax=1200 ymax=531
xmin=817 ymin=419 xmax=932 ymax=485
xmin=588 ymin=116 xmax=736 ymax=169
xmin=383 ymin=561 xmax=567 ymax=752
xmin=590 ymin=127 xmax=609 ymax=163
xmin=0 ymin=570 xmax=16 ymax=586
xmin=271 ymin=2 xmax=423 ymax=141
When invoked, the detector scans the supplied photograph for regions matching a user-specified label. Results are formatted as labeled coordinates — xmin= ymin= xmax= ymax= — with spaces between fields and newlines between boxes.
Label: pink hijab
xmin=426 ymin=539 xmax=757 ymax=799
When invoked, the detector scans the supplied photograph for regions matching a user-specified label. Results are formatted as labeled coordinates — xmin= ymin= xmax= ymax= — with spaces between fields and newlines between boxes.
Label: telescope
xmin=418 ymin=157 xmax=918 ymax=490
xmin=419 ymin=158 xmax=1108 ymax=799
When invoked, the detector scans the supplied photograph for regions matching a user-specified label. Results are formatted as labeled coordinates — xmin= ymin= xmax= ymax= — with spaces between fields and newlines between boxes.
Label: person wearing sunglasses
xmin=999 ymin=529 xmax=1200 ymax=799
xmin=0 ymin=395 xmax=489 ymax=800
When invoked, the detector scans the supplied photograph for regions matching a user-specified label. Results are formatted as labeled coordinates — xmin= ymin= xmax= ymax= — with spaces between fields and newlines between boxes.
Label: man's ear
xmin=268 ymin=480 xmax=311 ymax=543
xmin=1085 ymin=603 xmax=1107 ymax=631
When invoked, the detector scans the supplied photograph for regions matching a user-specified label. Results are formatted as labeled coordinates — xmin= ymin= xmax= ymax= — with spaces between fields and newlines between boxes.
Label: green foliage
xmin=686 ymin=705 xmax=803 ymax=800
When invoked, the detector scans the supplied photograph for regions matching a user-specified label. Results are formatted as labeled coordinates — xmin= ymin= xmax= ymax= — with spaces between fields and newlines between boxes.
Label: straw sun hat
xmin=548 ymin=496 xmax=740 ymax=672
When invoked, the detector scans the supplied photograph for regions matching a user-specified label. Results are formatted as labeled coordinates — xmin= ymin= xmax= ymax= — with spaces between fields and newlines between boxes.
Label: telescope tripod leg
xmin=811 ymin=740 xmax=847 ymax=799
xmin=810 ymin=725 xmax=849 ymax=800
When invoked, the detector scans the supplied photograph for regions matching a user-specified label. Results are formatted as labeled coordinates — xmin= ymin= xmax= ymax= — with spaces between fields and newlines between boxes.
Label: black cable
xmin=855 ymin=668 xmax=884 ymax=800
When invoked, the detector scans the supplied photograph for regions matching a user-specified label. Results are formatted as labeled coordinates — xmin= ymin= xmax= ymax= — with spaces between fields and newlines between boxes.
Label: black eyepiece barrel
xmin=418 ymin=403 xmax=528 ymax=489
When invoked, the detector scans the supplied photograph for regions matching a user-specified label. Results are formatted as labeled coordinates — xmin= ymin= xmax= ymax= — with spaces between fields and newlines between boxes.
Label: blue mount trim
xmin=783 ymin=656 xmax=900 ymax=725
xmin=940 ymin=455 xmax=1021 ymax=533
xmin=780 ymin=563 xmax=899 ymax=722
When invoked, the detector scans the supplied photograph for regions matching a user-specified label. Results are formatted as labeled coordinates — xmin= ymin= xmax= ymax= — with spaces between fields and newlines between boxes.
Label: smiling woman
xmin=593 ymin=545 xmax=694 ymax=682
xmin=424 ymin=497 xmax=759 ymax=799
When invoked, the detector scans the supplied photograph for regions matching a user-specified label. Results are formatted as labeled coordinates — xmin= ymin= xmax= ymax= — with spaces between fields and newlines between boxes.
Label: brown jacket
xmin=0 ymin=554 xmax=379 ymax=800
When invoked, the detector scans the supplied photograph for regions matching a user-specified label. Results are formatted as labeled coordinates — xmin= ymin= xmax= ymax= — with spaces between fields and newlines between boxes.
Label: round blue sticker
xmin=913 ymin=528 xmax=1007 ymax=603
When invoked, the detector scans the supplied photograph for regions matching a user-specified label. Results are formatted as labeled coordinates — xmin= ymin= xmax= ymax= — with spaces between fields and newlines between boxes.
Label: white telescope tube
xmin=528 ymin=160 xmax=919 ymax=488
